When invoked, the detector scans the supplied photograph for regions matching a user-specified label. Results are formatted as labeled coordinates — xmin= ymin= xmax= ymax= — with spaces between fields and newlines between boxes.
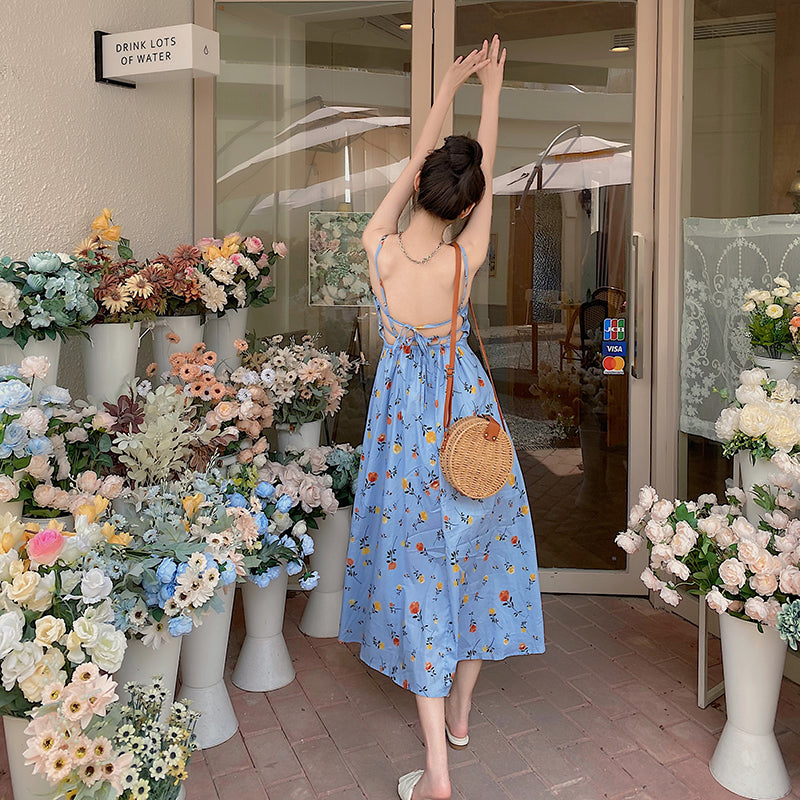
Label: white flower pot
xmin=232 ymin=570 xmax=295 ymax=692
xmin=3 ymin=715 xmax=53 ymax=799
xmin=734 ymin=453 xmax=777 ymax=526
xmin=275 ymin=420 xmax=323 ymax=455
xmin=81 ymin=321 xmax=142 ymax=403
xmin=21 ymin=513 xmax=74 ymax=531
xmin=178 ymin=584 xmax=238 ymax=749
xmin=151 ymin=315 xmax=204 ymax=378
xmin=753 ymin=354 xmax=799 ymax=386
xmin=0 ymin=469 xmax=25 ymax=521
xmin=0 ymin=336 xmax=61 ymax=382
xmin=709 ymin=613 xmax=790 ymax=800
xmin=204 ymin=308 xmax=248 ymax=372
xmin=300 ymin=506 xmax=351 ymax=638
xmin=114 ymin=633 xmax=182 ymax=715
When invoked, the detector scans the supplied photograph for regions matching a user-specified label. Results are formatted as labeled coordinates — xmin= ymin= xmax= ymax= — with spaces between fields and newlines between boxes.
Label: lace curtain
xmin=680 ymin=214 xmax=800 ymax=440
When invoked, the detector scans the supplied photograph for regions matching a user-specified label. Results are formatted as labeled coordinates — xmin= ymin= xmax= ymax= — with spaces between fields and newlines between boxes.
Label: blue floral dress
xmin=339 ymin=238 xmax=545 ymax=697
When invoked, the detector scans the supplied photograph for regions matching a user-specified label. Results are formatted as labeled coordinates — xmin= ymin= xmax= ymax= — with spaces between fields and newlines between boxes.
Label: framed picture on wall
xmin=308 ymin=211 xmax=373 ymax=306
xmin=486 ymin=232 xmax=497 ymax=277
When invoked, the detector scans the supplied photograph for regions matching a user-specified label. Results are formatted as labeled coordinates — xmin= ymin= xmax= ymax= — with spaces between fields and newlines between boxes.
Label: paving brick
xmin=203 ymin=732 xmax=253 ymax=777
xmin=231 ymin=690 xmax=280 ymax=736
xmin=293 ymin=736 xmax=356 ymax=794
xmin=661 ymin=687 xmax=726 ymax=734
xmin=264 ymin=775 xmax=318 ymax=800
xmin=473 ymin=690 xmax=539 ymax=736
xmin=614 ymin=748 xmax=693 ymax=800
xmin=562 ymin=740 xmax=638 ymax=799
xmin=573 ymin=646 xmax=636 ymax=687
xmin=669 ymin=756 xmax=748 ymax=800
xmin=664 ymin=719 xmax=719 ymax=762
xmin=286 ymin=634 xmax=326 ymax=672
xmin=620 ymin=714 xmax=690 ymax=765
xmin=499 ymin=769 xmax=553 ymax=800
xmin=215 ymin=768 xmax=268 ymax=799
xmin=467 ymin=723 xmax=531 ymax=778
xmin=269 ymin=692 xmax=327 ymax=744
xmin=519 ymin=697 xmax=587 ymax=746
xmin=572 ymin=622 xmax=632 ymax=658
xmin=247 ymin=729 xmax=303 ymax=785
xmin=361 ymin=707 xmax=424 ymax=761
xmin=518 ymin=644 xmax=589 ymax=680
xmin=545 ymin=619 xmax=593 ymax=654
xmin=296 ymin=666 xmax=347 ymax=707
xmin=511 ymin=730 xmax=583 ymax=789
xmin=482 ymin=660 xmax=539 ymax=699
xmin=567 ymin=704 xmax=639 ymax=756
xmin=450 ymin=761 xmax=513 ymax=800
xmin=338 ymin=670 xmax=393 ymax=712
xmin=568 ymin=673 xmax=636 ymax=720
xmin=622 ymin=683 xmax=688 ymax=727
xmin=527 ymin=667 xmax=587 ymax=710
xmin=315 ymin=641 xmax=367 ymax=676
xmin=342 ymin=742 xmax=399 ymax=799
xmin=184 ymin=758 xmax=218 ymax=799
xmin=317 ymin=701 xmax=371 ymax=751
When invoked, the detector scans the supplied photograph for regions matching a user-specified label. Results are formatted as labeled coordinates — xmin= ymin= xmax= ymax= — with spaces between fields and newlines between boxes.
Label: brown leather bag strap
xmin=442 ymin=243 xmax=506 ymax=432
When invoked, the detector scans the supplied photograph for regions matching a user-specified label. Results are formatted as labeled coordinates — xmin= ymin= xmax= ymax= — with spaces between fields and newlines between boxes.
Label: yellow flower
xmin=0 ymin=514 xmax=25 ymax=554
xmin=418 ymin=575 xmax=425 ymax=583
xmin=425 ymin=430 xmax=437 ymax=444
xmin=452 ymin=564 xmax=460 ymax=573
xmin=508 ymin=475 xmax=516 ymax=486
xmin=91 ymin=208 xmax=113 ymax=231
xmin=182 ymin=493 xmax=204 ymax=517
xmin=507 ymin=566 xmax=515 ymax=574
xmin=420 ymin=511 xmax=428 ymax=521
xmin=373 ymin=601 xmax=381 ymax=611
xmin=362 ymin=546 xmax=370 ymax=555
xmin=103 ymin=525 xmax=132 ymax=546
xmin=393 ymin=443 xmax=402 ymax=454
xmin=76 ymin=495 xmax=109 ymax=524
xmin=520 ymin=505 xmax=529 ymax=516
xmin=223 ymin=233 xmax=242 ymax=248
xmin=402 ymin=478 xmax=408 ymax=490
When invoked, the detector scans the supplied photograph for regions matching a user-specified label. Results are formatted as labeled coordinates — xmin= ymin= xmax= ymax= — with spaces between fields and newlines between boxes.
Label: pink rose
xmin=644 ymin=520 xmax=670 ymax=544
xmin=26 ymin=455 xmax=53 ymax=482
xmin=65 ymin=428 xmax=88 ymax=443
xmin=780 ymin=567 xmax=800 ymax=595
xmin=51 ymin=490 xmax=71 ymax=511
xmin=68 ymin=493 xmax=95 ymax=515
xmin=27 ymin=529 xmax=65 ymax=566
xmin=244 ymin=236 xmax=263 ymax=253
xmin=18 ymin=408 xmax=48 ymax=436
xmin=19 ymin=356 xmax=50 ymax=380
xmin=649 ymin=499 xmax=674 ymax=523
xmin=731 ymin=516 xmax=756 ymax=541
xmin=706 ymin=588 xmax=731 ymax=614
xmin=766 ymin=599 xmax=781 ymax=626
xmin=272 ymin=241 xmax=288 ymax=258
xmin=230 ymin=252 xmax=245 ymax=266
xmin=0 ymin=476 xmax=19 ymax=503
xmin=76 ymin=471 xmax=101 ymax=493
xmin=99 ymin=476 xmax=124 ymax=499
xmin=640 ymin=567 xmax=664 ymax=592
xmin=32 ymin=485 xmax=59 ymax=509
xmin=744 ymin=596 xmax=769 ymax=623
xmin=91 ymin=412 xmax=115 ymax=430
xmin=718 ymin=558 xmax=746 ymax=589
xmin=659 ymin=587 xmax=681 ymax=606
xmin=650 ymin=543 xmax=673 ymax=567
xmin=749 ymin=572 xmax=778 ymax=596
xmin=197 ymin=237 xmax=222 ymax=248
xmin=737 ymin=539 xmax=761 ymax=566
xmin=670 ymin=522 xmax=697 ymax=557
xmin=715 ymin=526 xmax=735 ymax=548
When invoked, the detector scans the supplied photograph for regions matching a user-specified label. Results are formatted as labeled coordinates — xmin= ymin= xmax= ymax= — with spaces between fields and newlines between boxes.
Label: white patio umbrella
xmin=251 ymin=158 xmax=409 ymax=212
xmin=275 ymin=105 xmax=377 ymax=139
xmin=493 ymin=134 xmax=631 ymax=195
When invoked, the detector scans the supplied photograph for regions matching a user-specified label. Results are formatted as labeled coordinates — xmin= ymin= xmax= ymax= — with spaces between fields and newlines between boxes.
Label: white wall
xmin=1 ymin=1 xmax=194 ymax=393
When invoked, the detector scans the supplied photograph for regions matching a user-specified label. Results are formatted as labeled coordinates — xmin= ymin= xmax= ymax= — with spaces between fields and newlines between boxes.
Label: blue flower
xmin=0 ymin=380 xmax=33 ymax=415
xmin=168 ymin=615 xmax=194 ymax=637
xmin=286 ymin=560 xmax=303 ymax=576
xmin=265 ymin=533 xmax=279 ymax=545
xmin=255 ymin=482 xmax=275 ymax=499
xmin=255 ymin=512 xmax=269 ymax=536
xmin=299 ymin=571 xmax=320 ymax=591
xmin=27 ymin=436 xmax=52 ymax=456
xmin=144 ymin=591 xmax=160 ymax=607
xmin=1 ymin=420 xmax=28 ymax=456
xmin=141 ymin=570 xmax=160 ymax=594
xmin=27 ymin=252 xmax=63 ymax=274
xmin=38 ymin=385 xmax=71 ymax=406
xmin=248 ymin=572 xmax=274 ymax=588
xmin=276 ymin=494 xmax=293 ymax=513
xmin=280 ymin=534 xmax=297 ymax=552
xmin=25 ymin=273 xmax=47 ymax=291
xmin=300 ymin=534 xmax=315 ymax=556
xmin=204 ymin=552 xmax=217 ymax=571
xmin=176 ymin=562 xmax=188 ymax=578
xmin=777 ymin=599 xmax=800 ymax=650
xmin=265 ymin=565 xmax=282 ymax=581
xmin=219 ymin=560 xmax=237 ymax=586
xmin=158 ymin=583 xmax=175 ymax=606
xmin=0 ymin=366 xmax=20 ymax=379
xmin=227 ymin=492 xmax=248 ymax=508
xmin=156 ymin=558 xmax=177 ymax=584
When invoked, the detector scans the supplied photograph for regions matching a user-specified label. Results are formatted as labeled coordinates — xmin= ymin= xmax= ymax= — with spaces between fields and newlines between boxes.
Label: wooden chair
xmin=579 ymin=298 xmax=609 ymax=368
xmin=591 ymin=286 xmax=626 ymax=317
xmin=558 ymin=306 xmax=582 ymax=371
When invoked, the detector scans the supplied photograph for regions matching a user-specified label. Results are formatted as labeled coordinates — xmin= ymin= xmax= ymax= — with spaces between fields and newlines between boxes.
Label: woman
xmin=339 ymin=35 xmax=544 ymax=800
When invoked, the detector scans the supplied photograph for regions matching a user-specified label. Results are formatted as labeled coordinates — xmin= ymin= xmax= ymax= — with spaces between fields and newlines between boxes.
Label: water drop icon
xmin=203 ymin=45 xmax=209 ymax=55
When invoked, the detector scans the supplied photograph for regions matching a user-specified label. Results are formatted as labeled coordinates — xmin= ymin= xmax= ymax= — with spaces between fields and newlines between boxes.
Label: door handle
xmin=630 ymin=232 xmax=642 ymax=380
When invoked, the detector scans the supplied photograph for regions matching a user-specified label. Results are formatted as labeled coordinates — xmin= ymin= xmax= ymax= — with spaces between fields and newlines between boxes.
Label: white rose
xmin=697 ymin=493 xmax=718 ymax=507
xmin=644 ymin=520 xmax=670 ymax=544
xmin=0 ymin=611 xmax=24 ymax=658
xmin=628 ymin=504 xmax=646 ymax=527
xmin=738 ymin=403 xmax=772 ymax=439
xmin=718 ymin=558 xmax=747 ymax=589
xmin=650 ymin=544 xmax=674 ymax=568
xmin=671 ymin=522 xmax=698 ymax=557
xmin=73 ymin=617 xmax=100 ymax=648
xmin=615 ymin=531 xmax=643 ymax=554
xmin=706 ymin=588 xmax=731 ymax=614
xmin=666 ymin=559 xmax=690 ymax=580
xmin=771 ymin=380 xmax=798 ymax=404
xmin=749 ymin=572 xmax=778 ymax=596
xmin=650 ymin=499 xmax=674 ymax=523
xmin=28 ymin=571 xmax=55 ymax=614
xmin=18 ymin=407 xmax=48 ymax=436
xmin=774 ymin=277 xmax=791 ymax=289
xmin=765 ymin=509 xmax=790 ymax=530
xmin=774 ymin=286 xmax=790 ymax=298
xmin=735 ymin=384 xmax=767 ymax=405
xmin=766 ymin=413 xmax=800 ymax=452
xmin=745 ymin=596 xmax=770 ymax=623
xmin=87 ymin=625 xmax=126 ymax=673
xmin=715 ymin=527 xmax=735 ymax=548
xmin=80 ymin=568 xmax=112 ymax=605
xmin=780 ymin=567 xmax=800 ymax=595
xmin=732 ymin=517 xmax=757 ymax=542
xmin=5 ymin=572 xmax=41 ymax=606
xmin=34 ymin=615 xmax=66 ymax=646
xmin=0 ymin=476 xmax=19 ymax=503
xmin=741 ymin=300 xmax=756 ymax=312
xmin=1 ymin=641 xmax=42 ymax=690
xmin=659 ymin=587 xmax=681 ymax=606
xmin=65 ymin=631 xmax=86 ymax=664
xmin=766 ymin=303 xmax=785 ymax=319
xmin=741 ymin=368 xmax=768 ymax=387
xmin=638 ymin=486 xmax=658 ymax=511
xmin=640 ymin=567 xmax=664 ymax=591
xmin=756 ymin=291 xmax=772 ymax=305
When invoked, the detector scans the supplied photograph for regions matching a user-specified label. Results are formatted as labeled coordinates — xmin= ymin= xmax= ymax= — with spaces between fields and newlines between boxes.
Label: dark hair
xmin=415 ymin=135 xmax=485 ymax=221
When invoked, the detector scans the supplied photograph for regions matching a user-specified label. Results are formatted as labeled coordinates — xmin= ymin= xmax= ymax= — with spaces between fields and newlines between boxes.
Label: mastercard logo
xmin=603 ymin=356 xmax=625 ymax=373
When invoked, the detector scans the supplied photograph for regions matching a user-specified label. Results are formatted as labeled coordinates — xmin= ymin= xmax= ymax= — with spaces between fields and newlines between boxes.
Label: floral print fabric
xmin=339 ymin=242 xmax=545 ymax=697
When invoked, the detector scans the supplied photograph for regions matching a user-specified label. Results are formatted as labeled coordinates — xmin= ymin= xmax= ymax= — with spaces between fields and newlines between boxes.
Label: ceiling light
xmin=399 ymin=23 xmax=412 ymax=30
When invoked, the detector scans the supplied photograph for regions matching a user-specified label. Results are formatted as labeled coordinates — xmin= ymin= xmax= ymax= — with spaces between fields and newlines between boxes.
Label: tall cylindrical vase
xmin=275 ymin=420 xmax=323 ymax=455
xmin=0 ymin=336 xmax=62 ymax=382
xmin=204 ymin=308 xmax=248 ymax=372
xmin=753 ymin=354 xmax=798 ymax=385
xmin=178 ymin=585 xmax=238 ymax=748
xmin=735 ymin=452 xmax=777 ymax=526
xmin=114 ymin=633 xmax=182 ymax=711
xmin=299 ymin=506 xmax=351 ymax=638
xmin=151 ymin=315 xmax=204 ymax=378
xmin=232 ymin=570 xmax=295 ymax=692
xmin=81 ymin=321 xmax=142 ymax=403
xmin=3 ymin=715 xmax=53 ymax=798
xmin=709 ymin=613 xmax=790 ymax=800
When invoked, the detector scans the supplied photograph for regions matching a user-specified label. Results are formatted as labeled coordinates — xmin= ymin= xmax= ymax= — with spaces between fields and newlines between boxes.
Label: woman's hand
xmin=438 ymin=44 xmax=489 ymax=99
xmin=478 ymin=34 xmax=506 ymax=95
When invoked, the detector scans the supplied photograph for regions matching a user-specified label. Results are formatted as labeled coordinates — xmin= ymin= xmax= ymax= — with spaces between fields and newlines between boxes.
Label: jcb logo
xmin=603 ymin=318 xmax=625 ymax=341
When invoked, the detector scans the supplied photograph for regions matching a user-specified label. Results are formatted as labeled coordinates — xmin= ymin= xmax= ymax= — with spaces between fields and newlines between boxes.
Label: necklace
xmin=398 ymin=231 xmax=444 ymax=265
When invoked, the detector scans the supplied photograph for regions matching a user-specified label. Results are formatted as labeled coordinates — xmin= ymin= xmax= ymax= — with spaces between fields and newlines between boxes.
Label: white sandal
xmin=445 ymin=724 xmax=469 ymax=749
xmin=398 ymin=769 xmax=424 ymax=800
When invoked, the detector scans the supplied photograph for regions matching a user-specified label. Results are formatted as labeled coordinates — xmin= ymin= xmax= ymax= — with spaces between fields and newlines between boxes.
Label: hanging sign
xmin=97 ymin=24 xmax=219 ymax=84
xmin=602 ymin=317 xmax=626 ymax=374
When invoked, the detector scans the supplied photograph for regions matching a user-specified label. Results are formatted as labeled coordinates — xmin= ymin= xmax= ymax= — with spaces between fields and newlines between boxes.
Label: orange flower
xmin=145 ymin=362 xmax=158 ymax=377
xmin=367 ymin=472 xmax=378 ymax=483
xmin=202 ymin=372 xmax=216 ymax=385
xmin=425 ymin=662 xmax=432 ymax=671
xmin=209 ymin=383 xmax=225 ymax=401
xmin=469 ymin=623 xmax=477 ymax=633
xmin=499 ymin=590 xmax=510 ymax=602
xmin=388 ymin=561 xmax=397 ymax=570
xmin=166 ymin=332 xmax=181 ymax=344
xmin=409 ymin=601 xmax=420 ymax=614
xmin=192 ymin=342 xmax=207 ymax=354
xmin=518 ymin=643 xmax=527 ymax=652
xmin=179 ymin=364 xmax=201 ymax=382
xmin=234 ymin=339 xmax=248 ymax=353
xmin=393 ymin=637 xmax=400 ymax=646
xmin=203 ymin=351 xmax=217 ymax=366
xmin=416 ymin=542 xmax=424 ymax=552
xmin=190 ymin=382 xmax=205 ymax=397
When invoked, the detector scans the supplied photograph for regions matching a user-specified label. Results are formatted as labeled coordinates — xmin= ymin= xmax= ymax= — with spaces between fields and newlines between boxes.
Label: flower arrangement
xmin=237 ymin=334 xmax=360 ymax=426
xmin=741 ymin=276 xmax=800 ymax=358
xmin=25 ymin=675 xmax=199 ymax=800
xmin=195 ymin=232 xmax=284 ymax=315
xmin=617 ymin=480 xmax=800 ymax=628
xmin=293 ymin=444 xmax=361 ymax=508
xmin=714 ymin=368 xmax=800 ymax=459
xmin=0 ymin=252 xmax=98 ymax=348
xmin=0 ymin=508 xmax=128 ymax=718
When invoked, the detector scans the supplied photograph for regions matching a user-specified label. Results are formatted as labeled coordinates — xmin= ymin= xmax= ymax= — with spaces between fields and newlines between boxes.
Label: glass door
xmin=443 ymin=0 xmax=655 ymax=593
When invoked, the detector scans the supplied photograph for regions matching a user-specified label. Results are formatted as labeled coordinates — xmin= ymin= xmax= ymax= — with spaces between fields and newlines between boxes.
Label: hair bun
xmin=444 ymin=135 xmax=483 ymax=176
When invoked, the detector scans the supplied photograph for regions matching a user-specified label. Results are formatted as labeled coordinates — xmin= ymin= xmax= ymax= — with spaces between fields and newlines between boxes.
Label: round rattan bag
xmin=440 ymin=415 xmax=513 ymax=500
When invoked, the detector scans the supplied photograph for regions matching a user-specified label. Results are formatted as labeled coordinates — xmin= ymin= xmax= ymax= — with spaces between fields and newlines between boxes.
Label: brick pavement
xmin=2 ymin=592 xmax=800 ymax=799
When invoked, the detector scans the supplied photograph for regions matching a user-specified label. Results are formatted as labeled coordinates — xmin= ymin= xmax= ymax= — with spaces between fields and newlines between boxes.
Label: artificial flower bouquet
xmin=617 ymin=479 xmax=800 ymax=629
xmin=238 ymin=334 xmax=360 ymax=426
xmin=741 ymin=276 xmax=800 ymax=359
xmin=0 ymin=508 xmax=128 ymax=718
xmin=25 ymin=675 xmax=199 ymax=800
xmin=293 ymin=444 xmax=361 ymax=508
xmin=714 ymin=368 xmax=800 ymax=459
xmin=0 ymin=252 xmax=98 ymax=348
xmin=195 ymin=232 xmax=285 ymax=315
